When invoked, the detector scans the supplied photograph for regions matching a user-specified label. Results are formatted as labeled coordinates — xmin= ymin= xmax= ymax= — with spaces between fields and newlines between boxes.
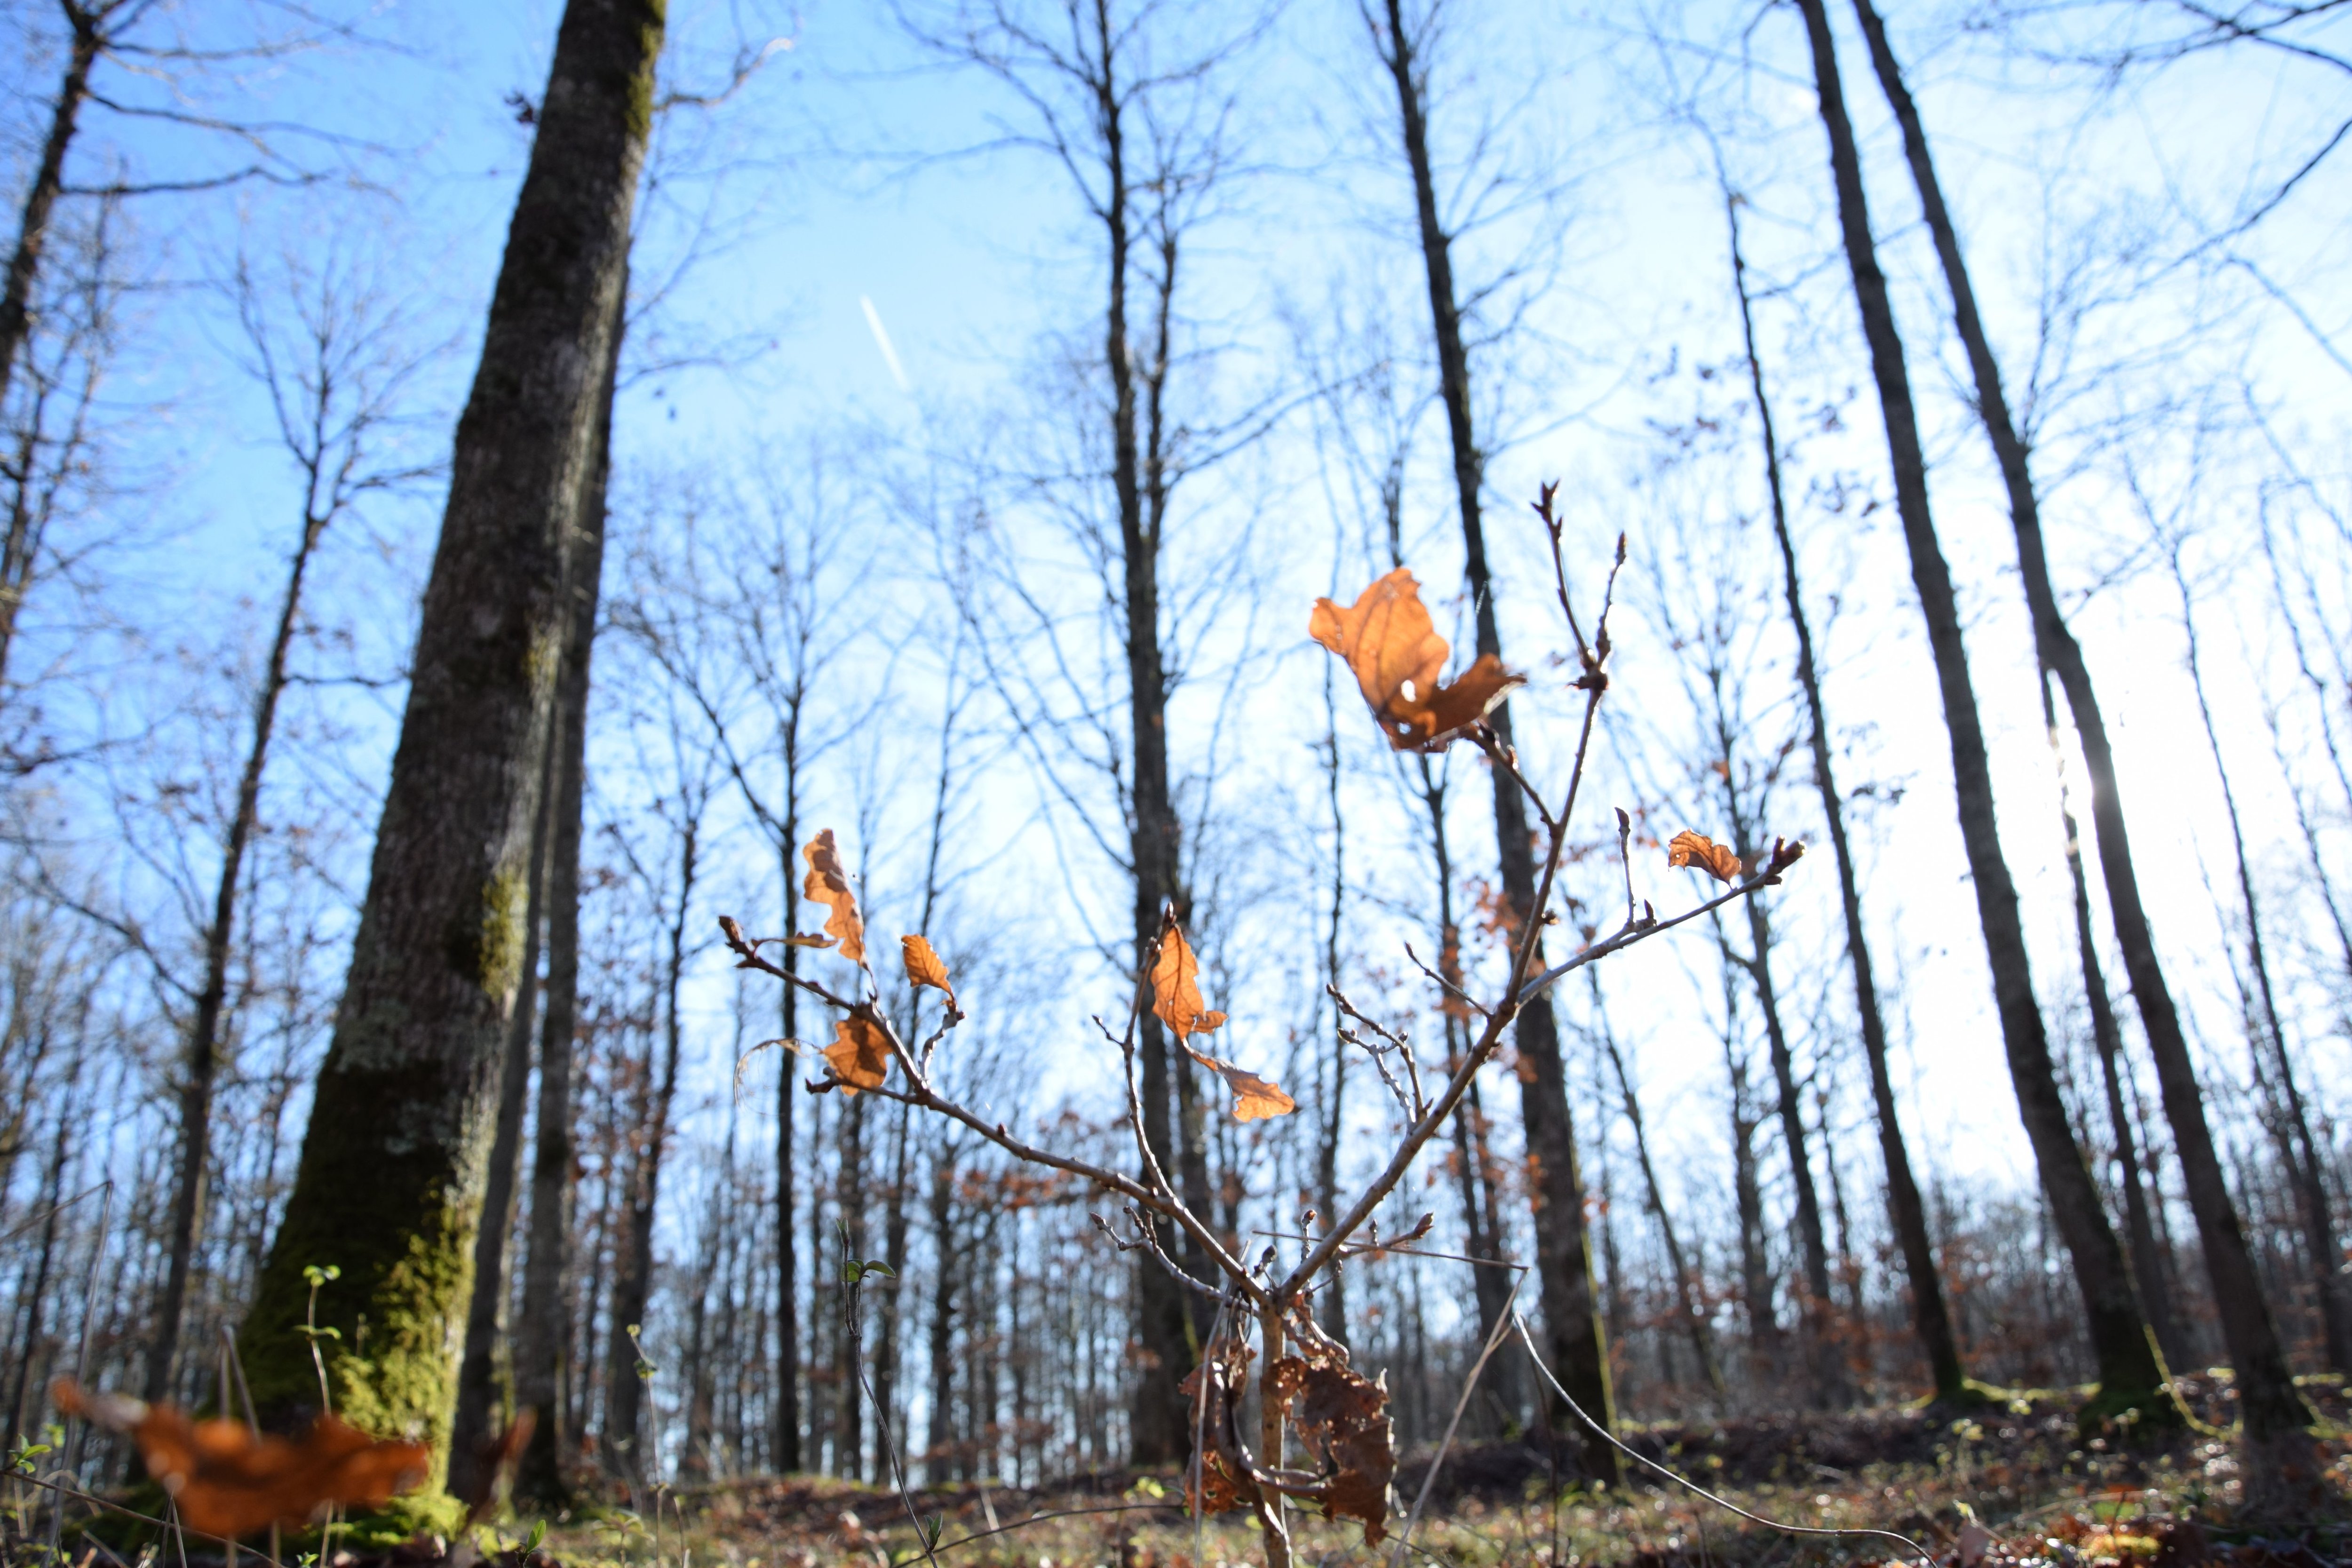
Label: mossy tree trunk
xmin=238 ymin=0 xmax=661 ymax=1475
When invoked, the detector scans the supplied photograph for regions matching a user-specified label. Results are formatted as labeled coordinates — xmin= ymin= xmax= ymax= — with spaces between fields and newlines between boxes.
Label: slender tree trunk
xmin=1794 ymin=0 xmax=2167 ymax=1423
xmin=1705 ymin=678 xmax=1847 ymax=1408
xmin=146 ymin=502 xmax=331 ymax=1404
xmin=0 ymin=6 xmax=98 ymax=418
xmin=1089 ymin=4 xmax=1190 ymax=1466
xmin=833 ymin=1093 xmax=865 ymax=1479
xmin=2039 ymin=669 xmax=2189 ymax=1371
xmin=241 ymin=0 xmax=660 ymax=1465
xmin=924 ymin=1146 xmax=957 ymax=1482
xmin=1723 ymin=1025 xmax=1779 ymax=1383
xmin=1372 ymin=0 xmax=1616 ymax=1478
xmin=602 ymin=812 xmax=699 ymax=1482
xmin=2174 ymin=574 xmax=2352 ymax=1376
xmin=512 ymin=261 xmax=620 ymax=1508
xmin=773 ymin=715 xmax=803 ymax=1473
xmin=872 ymin=1099 xmax=912 ymax=1458
xmin=1316 ymin=679 xmax=1349 ymax=1346
xmin=1731 ymin=173 xmax=1964 ymax=1398
xmin=1591 ymin=973 xmax=1726 ymax=1400
xmin=446 ymin=735 xmax=555 ymax=1500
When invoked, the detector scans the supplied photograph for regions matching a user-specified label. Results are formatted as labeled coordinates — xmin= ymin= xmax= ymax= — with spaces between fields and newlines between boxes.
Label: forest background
xmin=0 ymin=0 xmax=2348 ymax=1530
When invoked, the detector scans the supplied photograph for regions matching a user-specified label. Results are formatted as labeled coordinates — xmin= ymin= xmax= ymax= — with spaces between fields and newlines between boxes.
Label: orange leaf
xmin=823 ymin=1012 xmax=892 ymax=1094
xmin=1150 ymin=921 xmax=1226 ymax=1043
xmin=1185 ymin=1045 xmax=1297 ymax=1122
xmin=900 ymin=934 xmax=954 ymax=999
xmin=53 ymin=1380 xmax=429 ymax=1541
xmin=1310 ymin=569 xmax=1526 ymax=751
xmin=1667 ymin=829 xmax=1743 ymax=884
xmin=801 ymin=830 xmax=864 ymax=964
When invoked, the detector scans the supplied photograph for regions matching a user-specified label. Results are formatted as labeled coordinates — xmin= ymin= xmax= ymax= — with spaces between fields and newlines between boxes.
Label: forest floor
xmin=22 ymin=1377 xmax=2351 ymax=1568
xmin=498 ymin=1374 xmax=2352 ymax=1568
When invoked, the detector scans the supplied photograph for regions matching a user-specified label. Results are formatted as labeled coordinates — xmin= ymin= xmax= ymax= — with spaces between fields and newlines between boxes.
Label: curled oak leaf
xmin=1310 ymin=568 xmax=1526 ymax=752
xmin=900 ymin=934 xmax=955 ymax=1002
xmin=1271 ymin=1347 xmax=1397 ymax=1544
xmin=1150 ymin=920 xmax=1226 ymax=1042
xmin=1177 ymin=1336 xmax=1261 ymax=1518
xmin=1184 ymin=1046 xmax=1297 ymax=1122
xmin=1667 ymin=829 xmax=1743 ymax=884
xmin=53 ymin=1379 xmax=429 ymax=1540
xmin=822 ymin=1011 xmax=892 ymax=1094
xmin=785 ymin=932 xmax=834 ymax=949
xmin=801 ymin=829 xmax=864 ymax=963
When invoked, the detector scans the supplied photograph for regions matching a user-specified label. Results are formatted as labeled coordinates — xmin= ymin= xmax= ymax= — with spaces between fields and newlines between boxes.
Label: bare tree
xmin=143 ymin=247 xmax=437 ymax=1407
xmin=1359 ymin=0 xmax=1616 ymax=1477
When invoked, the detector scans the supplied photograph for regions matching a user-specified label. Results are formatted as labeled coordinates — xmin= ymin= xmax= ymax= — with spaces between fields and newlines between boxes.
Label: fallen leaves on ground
xmin=801 ymin=829 xmax=865 ymax=963
xmin=823 ymin=1010 xmax=892 ymax=1093
xmin=53 ymin=1379 xmax=429 ymax=1540
xmin=1311 ymin=569 xmax=1525 ymax=751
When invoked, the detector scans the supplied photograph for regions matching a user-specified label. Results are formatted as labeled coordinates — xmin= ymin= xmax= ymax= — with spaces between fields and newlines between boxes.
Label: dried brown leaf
xmin=801 ymin=829 xmax=864 ymax=963
xmin=1150 ymin=921 xmax=1225 ymax=1043
xmin=900 ymin=934 xmax=954 ymax=999
xmin=823 ymin=1011 xmax=891 ymax=1094
xmin=1271 ymin=1346 xmax=1397 ymax=1544
xmin=53 ymin=1380 xmax=429 ymax=1541
xmin=1184 ymin=1046 xmax=1297 ymax=1122
xmin=1667 ymin=829 xmax=1743 ymax=884
xmin=1310 ymin=568 xmax=1526 ymax=751
xmin=1177 ymin=1336 xmax=1260 ymax=1518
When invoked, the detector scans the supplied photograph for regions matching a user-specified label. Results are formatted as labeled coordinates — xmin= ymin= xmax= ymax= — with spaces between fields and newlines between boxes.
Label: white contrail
xmin=860 ymin=294 xmax=911 ymax=392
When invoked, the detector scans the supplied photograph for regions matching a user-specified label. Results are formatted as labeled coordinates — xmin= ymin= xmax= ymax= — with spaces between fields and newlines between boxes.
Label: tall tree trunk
xmin=446 ymin=735 xmax=556 ymax=1500
xmin=1371 ymin=0 xmax=1616 ymax=1479
xmin=1093 ymin=6 xmax=1189 ymax=1468
xmin=0 ymin=5 xmax=98 ymax=418
xmin=1705 ymin=677 xmax=1847 ymax=1409
xmin=2040 ymin=669 xmax=2188 ymax=1372
xmin=1793 ymin=0 xmax=2167 ymax=1424
xmin=2174 ymin=573 xmax=2352 ymax=1376
xmin=1726 ymin=176 xmax=1967 ymax=1401
xmin=772 ymin=712 xmax=803 ymax=1473
xmin=1846 ymin=0 xmax=2305 ymax=1443
xmin=512 ymin=316 xmax=614 ymax=1502
xmin=146 ymin=501 xmax=332 ymax=1404
xmin=832 ymin=1093 xmax=865 ymax=1478
xmin=1316 ymin=678 xmax=1349 ymax=1346
xmin=924 ymin=1146 xmax=957 ymax=1483
xmin=240 ymin=0 xmax=660 ymax=1468
xmin=1722 ymin=1015 xmax=1780 ymax=1383
xmin=602 ymin=811 xmax=699 ymax=1483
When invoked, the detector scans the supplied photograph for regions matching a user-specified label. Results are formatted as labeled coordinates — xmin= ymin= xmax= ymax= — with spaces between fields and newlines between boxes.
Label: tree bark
xmin=1794 ymin=0 xmax=2167 ymax=1422
xmin=0 ymin=5 xmax=99 ymax=416
xmin=1371 ymin=0 xmax=1616 ymax=1479
xmin=446 ymin=730 xmax=556 ymax=1500
xmin=1847 ymin=0 xmax=2308 ymax=1442
xmin=146 ymin=500 xmax=332 ymax=1404
xmin=512 ymin=315 xmax=614 ymax=1502
xmin=240 ymin=0 xmax=659 ymax=1470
